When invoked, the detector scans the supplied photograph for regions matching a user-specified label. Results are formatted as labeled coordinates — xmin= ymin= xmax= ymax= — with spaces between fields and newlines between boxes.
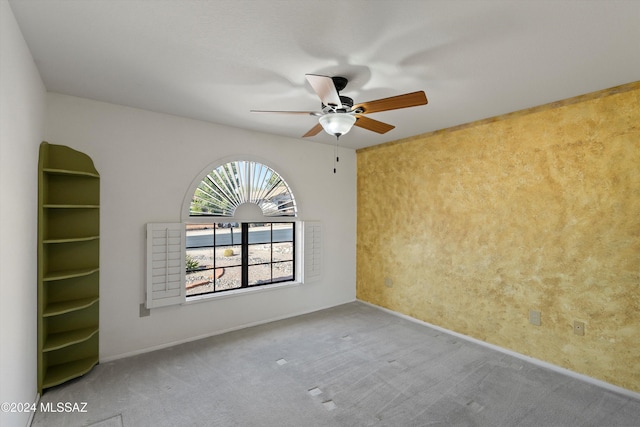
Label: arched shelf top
xmin=182 ymin=159 xmax=297 ymax=222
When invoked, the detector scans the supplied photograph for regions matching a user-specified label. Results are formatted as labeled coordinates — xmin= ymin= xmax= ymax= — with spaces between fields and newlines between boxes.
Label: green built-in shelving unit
xmin=38 ymin=142 xmax=100 ymax=393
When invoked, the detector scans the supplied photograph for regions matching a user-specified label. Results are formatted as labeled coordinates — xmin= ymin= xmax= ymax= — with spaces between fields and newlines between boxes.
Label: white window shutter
xmin=303 ymin=221 xmax=322 ymax=283
xmin=146 ymin=223 xmax=186 ymax=308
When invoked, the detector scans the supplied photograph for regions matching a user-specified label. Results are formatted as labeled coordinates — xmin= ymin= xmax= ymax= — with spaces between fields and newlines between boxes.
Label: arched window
xmin=188 ymin=160 xmax=297 ymax=218
xmin=177 ymin=159 xmax=302 ymax=297
xmin=147 ymin=159 xmax=320 ymax=306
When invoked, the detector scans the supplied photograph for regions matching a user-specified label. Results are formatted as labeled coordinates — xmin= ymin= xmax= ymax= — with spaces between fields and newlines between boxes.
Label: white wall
xmin=44 ymin=93 xmax=357 ymax=360
xmin=0 ymin=1 xmax=46 ymax=426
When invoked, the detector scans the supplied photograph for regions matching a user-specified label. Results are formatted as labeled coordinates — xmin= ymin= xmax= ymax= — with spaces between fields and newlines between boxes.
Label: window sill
xmin=183 ymin=281 xmax=302 ymax=305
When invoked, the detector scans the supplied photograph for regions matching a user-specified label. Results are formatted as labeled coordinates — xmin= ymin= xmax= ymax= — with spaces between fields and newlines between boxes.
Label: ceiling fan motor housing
xmin=339 ymin=96 xmax=353 ymax=109
xmin=319 ymin=76 xmax=353 ymax=112
xmin=322 ymin=96 xmax=353 ymax=112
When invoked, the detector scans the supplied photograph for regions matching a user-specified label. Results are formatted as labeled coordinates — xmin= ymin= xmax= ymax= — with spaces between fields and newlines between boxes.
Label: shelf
xmin=43 ymin=168 xmax=100 ymax=178
xmin=43 ymin=296 xmax=99 ymax=317
xmin=44 ymin=267 xmax=100 ymax=282
xmin=42 ymin=356 xmax=99 ymax=390
xmin=44 ymin=208 xmax=99 ymax=237
xmin=44 ymin=204 xmax=100 ymax=209
xmin=43 ymin=327 xmax=98 ymax=352
xmin=38 ymin=142 xmax=100 ymax=393
xmin=44 ymin=236 xmax=100 ymax=244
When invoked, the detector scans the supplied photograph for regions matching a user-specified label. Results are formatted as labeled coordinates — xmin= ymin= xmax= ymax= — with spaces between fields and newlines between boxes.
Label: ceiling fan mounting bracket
xmin=331 ymin=76 xmax=348 ymax=92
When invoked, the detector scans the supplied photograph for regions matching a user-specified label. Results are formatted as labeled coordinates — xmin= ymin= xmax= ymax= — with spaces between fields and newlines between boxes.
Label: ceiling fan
xmin=251 ymin=74 xmax=428 ymax=140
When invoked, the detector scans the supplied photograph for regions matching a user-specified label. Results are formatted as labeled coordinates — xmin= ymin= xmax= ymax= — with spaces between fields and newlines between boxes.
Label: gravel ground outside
xmin=186 ymin=243 xmax=293 ymax=296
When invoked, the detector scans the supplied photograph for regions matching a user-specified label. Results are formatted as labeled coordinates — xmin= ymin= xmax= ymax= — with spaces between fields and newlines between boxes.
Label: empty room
xmin=1 ymin=1 xmax=639 ymax=426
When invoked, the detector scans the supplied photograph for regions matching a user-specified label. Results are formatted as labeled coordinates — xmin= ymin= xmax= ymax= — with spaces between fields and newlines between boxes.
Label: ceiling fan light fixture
xmin=251 ymin=74 xmax=427 ymax=140
xmin=318 ymin=113 xmax=357 ymax=138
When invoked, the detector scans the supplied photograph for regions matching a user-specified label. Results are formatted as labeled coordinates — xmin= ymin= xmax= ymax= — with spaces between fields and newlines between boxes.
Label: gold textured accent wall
xmin=356 ymin=82 xmax=640 ymax=392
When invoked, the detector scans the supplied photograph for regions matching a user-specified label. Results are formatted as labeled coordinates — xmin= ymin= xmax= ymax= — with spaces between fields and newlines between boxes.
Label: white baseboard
xmin=100 ymin=299 xmax=357 ymax=363
xmin=358 ymin=299 xmax=640 ymax=401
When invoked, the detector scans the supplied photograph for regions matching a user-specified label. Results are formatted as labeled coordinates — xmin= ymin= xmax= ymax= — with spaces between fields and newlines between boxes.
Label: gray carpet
xmin=33 ymin=302 xmax=640 ymax=427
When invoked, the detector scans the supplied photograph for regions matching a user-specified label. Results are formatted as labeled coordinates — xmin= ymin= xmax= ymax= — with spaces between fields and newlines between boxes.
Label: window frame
xmin=181 ymin=156 xmax=298 ymax=223
xmin=147 ymin=156 xmax=317 ymax=307
xmin=185 ymin=221 xmax=296 ymax=298
xmin=146 ymin=220 xmax=319 ymax=308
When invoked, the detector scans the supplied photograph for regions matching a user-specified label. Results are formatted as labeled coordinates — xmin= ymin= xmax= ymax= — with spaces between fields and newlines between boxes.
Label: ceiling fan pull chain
xmin=334 ymin=138 xmax=340 ymax=173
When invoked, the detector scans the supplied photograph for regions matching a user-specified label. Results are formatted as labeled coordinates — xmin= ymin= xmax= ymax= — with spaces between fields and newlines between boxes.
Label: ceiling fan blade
xmin=250 ymin=110 xmax=321 ymax=116
xmin=302 ymin=122 xmax=323 ymax=138
xmin=354 ymin=91 xmax=427 ymax=114
xmin=354 ymin=115 xmax=395 ymax=134
xmin=305 ymin=74 xmax=342 ymax=108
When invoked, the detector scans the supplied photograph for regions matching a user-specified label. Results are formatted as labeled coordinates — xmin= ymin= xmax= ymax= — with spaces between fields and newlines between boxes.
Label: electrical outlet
xmin=529 ymin=310 xmax=541 ymax=326
xmin=573 ymin=320 xmax=585 ymax=336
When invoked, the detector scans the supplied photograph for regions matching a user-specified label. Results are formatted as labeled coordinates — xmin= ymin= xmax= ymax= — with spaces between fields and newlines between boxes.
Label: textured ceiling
xmin=8 ymin=0 xmax=640 ymax=150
